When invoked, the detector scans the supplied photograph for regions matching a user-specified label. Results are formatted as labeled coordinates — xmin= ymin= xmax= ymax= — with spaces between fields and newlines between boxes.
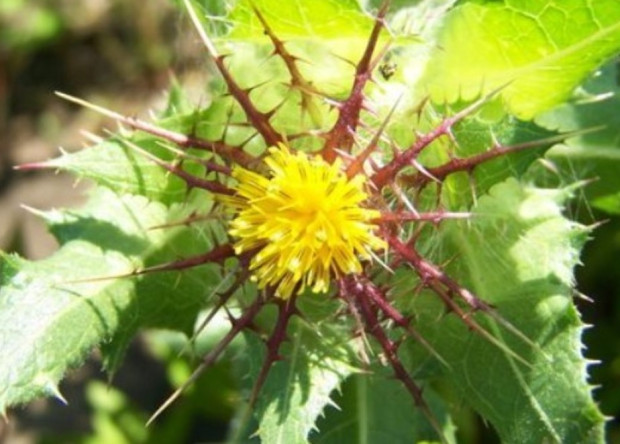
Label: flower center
xmin=225 ymin=144 xmax=385 ymax=299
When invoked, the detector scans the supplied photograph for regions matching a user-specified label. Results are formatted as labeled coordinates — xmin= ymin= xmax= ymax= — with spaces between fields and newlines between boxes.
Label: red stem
xmin=321 ymin=3 xmax=389 ymax=162
xmin=248 ymin=296 xmax=298 ymax=407
xmin=342 ymin=275 xmax=445 ymax=440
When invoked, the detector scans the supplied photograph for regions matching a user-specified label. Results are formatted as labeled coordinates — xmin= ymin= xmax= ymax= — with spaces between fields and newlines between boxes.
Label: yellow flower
xmin=224 ymin=144 xmax=385 ymax=299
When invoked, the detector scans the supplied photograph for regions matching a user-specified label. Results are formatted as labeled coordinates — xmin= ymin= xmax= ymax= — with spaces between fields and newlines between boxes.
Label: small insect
xmin=379 ymin=61 xmax=397 ymax=80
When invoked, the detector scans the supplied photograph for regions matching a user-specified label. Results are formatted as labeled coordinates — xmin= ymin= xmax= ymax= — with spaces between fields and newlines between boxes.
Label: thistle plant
xmin=2 ymin=0 xmax=620 ymax=442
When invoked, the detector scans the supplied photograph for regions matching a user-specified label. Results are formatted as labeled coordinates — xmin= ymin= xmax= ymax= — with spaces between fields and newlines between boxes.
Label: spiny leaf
xmin=536 ymin=60 xmax=620 ymax=214
xmin=421 ymin=0 xmax=620 ymax=119
xmin=313 ymin=374 xmax=456 ymax=444
xmin=223 ymin=0 xmax=381 ymax=98
xmin=399 ymin=177 xmax=605 ymax=443
xmin=227 ymin=0 xmax=373 ymax=43
xmin=0 ymin=188 xmax=224 ymax=409
xmin=34 ymin=103 xmax=235 ymax=205
xmin=242 ymin=320 xmax=355 ymax=444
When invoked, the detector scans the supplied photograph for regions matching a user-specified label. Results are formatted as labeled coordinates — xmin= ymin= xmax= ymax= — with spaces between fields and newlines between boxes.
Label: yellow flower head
xmin=225 ymin=144 xmax=385 ymax=299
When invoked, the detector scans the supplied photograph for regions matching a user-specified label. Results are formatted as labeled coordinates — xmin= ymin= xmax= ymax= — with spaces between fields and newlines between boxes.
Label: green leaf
xmin=235 ymin=316 xmax=356 ymax=444
xmin=241 ymin=320 xmax=354 ymax=444
xmin=400 ymin=178 xmax=605 ymax=443
xmin=440 ymin=104 xmax=553 ymax=208
xmin=536 ymin=60 xmax=620 ymax=214
xmin=46 ymin=140 xmax=188 ymax=204
xmin=0 ymin=188 xmax=224 ymax=410
xmin=227 ymin=0 xmax=372 ymax=41
xmin=222 ymin=0 xmax=380 ymax=99
xmin=43 ymin=104 xmax=233 ymax=205
xmin=420 ymin=0 xmax=620 ymax=119
xmin=313 ymin=374 xmax=455 ymax=444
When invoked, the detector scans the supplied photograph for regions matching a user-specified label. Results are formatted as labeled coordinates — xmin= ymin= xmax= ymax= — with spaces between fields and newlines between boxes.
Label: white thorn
xmin=184 ymin=0 xmax=220 ymax=58
xmin=411 ymin=158 xmax=441 ymax=183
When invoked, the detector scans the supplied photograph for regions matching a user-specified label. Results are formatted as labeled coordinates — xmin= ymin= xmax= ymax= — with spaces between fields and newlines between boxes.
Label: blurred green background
xmin=0 ymin=0 xmax=618 ymax=443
